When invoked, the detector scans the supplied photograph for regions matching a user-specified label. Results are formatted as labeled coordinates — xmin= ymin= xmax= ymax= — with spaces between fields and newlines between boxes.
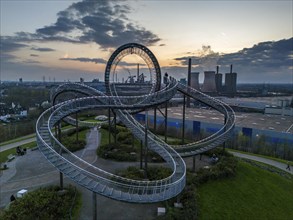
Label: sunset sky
xmin=1 ymin=0 xmax=292 ymax=83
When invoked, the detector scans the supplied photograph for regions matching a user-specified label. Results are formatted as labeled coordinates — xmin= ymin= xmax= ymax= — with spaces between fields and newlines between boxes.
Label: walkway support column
xmin=76 ymin=111 xmax=79 ymax=142
xmin=182 ymin=95 xmax=186 ymax=144
xmin=92 ymin=192 xmax=97 ymax=220
xmin=57 ymin=122 xmax=63 ymax=189
xmin=75 ymin=95 xmax=79 ymax=142
xmin=140 ymin=140 xmax=143 ymax=169
xmin=164 ymin=103 xmax=168 ymax=143
xmin=192 ymin=155 xmax=196 ymax=173
xmin=108 ymin=108 xmax=111 ymax=144
xmin=60 ymin=172 xmax=64 ymax=189
xmin=144 ymin=110 xmax=148 ymax=178
xmin=154 ymin=107 xmax=157 ymax=132
xmin=114 ymin=112 xmax=117 ymax=144
xmin=58 ymin=122 xmax=61 ymax=142
xmin=223 ymin=116 xmax=227 ymax=151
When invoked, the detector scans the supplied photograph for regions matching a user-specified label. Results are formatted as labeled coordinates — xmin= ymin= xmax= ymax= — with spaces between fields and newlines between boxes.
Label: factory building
xmin=186 ymin=60 xmax=237 ymax=95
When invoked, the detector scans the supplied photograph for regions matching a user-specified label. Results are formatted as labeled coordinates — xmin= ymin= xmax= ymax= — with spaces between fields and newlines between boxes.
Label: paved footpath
xmin=230 ymin=151 xmax=293 ymax=175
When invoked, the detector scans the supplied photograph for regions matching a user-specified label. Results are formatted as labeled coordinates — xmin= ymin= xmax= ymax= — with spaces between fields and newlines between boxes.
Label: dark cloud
xmin=31 ymin=47 xmax=55 ymax=52
xmin=118 ymin=61 xmax=146 ymax=67
xmin=30 ymin=54 xmax=39 ymax=57
xmin=34 ymin=0 xmax=160 ymax=48
xmin=22 ymin=59 xmax=41 ymax=64
xmin=0 ymin=36 xmax=28 ymax=52
xmin=2 ymin=1 xmax=160 ymax=50
xmin=59 ymin=57 xmax=107 ymax=64
xmin=217 ymin=38 xmax=293 ymax=70
xmin=0 ymin=53 xmax=18 ymax=62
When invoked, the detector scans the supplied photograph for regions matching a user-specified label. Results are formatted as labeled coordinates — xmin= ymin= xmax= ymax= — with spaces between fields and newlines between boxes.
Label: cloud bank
xmin=5 ymin=0 xmax=160 ymax=49
xmin=173 ymin=38 xmax=293 ymax=83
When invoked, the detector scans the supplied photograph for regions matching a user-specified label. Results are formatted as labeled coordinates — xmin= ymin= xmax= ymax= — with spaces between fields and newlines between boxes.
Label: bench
xmin=7 ymin=154 xmax=15 ymax=162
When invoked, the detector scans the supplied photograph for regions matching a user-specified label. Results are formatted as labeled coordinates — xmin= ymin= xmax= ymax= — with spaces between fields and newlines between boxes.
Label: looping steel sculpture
xmin=104 ymin=43 xmax=161 ymax=96
xmin=36 ymin=43 xmax=235 ymax=203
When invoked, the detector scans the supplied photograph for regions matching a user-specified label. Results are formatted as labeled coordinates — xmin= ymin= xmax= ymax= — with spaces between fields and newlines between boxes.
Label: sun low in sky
xmin=1 ymin=0 xmax=292 ymax=83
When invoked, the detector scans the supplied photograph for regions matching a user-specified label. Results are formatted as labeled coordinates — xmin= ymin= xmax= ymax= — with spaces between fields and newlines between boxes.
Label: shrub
xmin=63 ymin=139 xmax=86 ymax=152
xmin=194 ymin=152 xmax=238 ymax=186
xmin=117 ymin=166 xmax=172 ymax=181
xmin=97 ymin=143 xmax=137 ymax=161
xmin=117 ymin=131 xmax=132 ymax=144
xmin=0 ymin=185 xmax=81 ymax=220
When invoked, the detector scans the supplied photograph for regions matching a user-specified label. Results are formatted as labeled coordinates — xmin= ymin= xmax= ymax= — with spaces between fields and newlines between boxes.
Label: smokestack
xmin=216 ymin=65 xmax=219 ymax=74
xmin=187 ymin=58 xmax=192 ymax=107
xmin=187 ymin=58 xmax=191 ymax=87
xmin=230 ymin=64 xmax=233 ymax=73
xmin=137 ymin=63 xmax=139 ymax=82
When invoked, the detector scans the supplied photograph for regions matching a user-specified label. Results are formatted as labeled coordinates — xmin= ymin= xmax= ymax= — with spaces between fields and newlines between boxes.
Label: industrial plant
xmin=185 ymin=58 xmax=238 ymax=97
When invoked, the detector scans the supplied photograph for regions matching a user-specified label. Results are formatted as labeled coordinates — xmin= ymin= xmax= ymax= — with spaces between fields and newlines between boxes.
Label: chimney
xmin=188 ymin=58 xmax=191 ymax=87
xmin=137 ymin=63 xmax=139 ymax=82
xmin=187 ymin=58 xmax=192 ymax=107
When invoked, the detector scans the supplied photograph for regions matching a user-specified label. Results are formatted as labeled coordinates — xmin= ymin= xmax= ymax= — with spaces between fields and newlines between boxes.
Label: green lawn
xmin=197 ymin=161 xmax=293 ymax=220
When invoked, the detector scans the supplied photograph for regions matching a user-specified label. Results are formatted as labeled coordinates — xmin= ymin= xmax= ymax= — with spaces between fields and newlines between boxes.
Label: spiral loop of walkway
xmin=36 ymin=43 xmax=235 ymax=203
xmin=36 ymin=80 xmax=235 ymax=203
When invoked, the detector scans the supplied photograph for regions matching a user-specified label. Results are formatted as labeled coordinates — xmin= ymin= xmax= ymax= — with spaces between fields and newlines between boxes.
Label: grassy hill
xmin=197 ymin=161 xmax=293 ymax=220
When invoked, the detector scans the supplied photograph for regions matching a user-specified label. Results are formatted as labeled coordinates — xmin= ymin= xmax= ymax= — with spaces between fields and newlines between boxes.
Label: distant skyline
xmin=1 ymin=0 xmax=292 ymax=83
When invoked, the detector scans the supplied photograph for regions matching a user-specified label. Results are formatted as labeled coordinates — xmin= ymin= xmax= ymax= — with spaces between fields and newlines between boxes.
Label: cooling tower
xmin=190 ymin=72 xmax=200 ymax=90
xmin=202 ymin=71 xmax=216 ymax=92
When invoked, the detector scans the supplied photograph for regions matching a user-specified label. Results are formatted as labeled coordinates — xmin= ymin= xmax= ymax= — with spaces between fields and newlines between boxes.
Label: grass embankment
xmin=197 ymin=160 xmax=293 ymax=220
xmin=0 ymin=142 xmax=37 ymax=164
xmin=0 ymin=185 xmax=82 ymax=220
xmin=0 ymin=127 xmax=89 ymax=164
xmin=0 ymin=134 xmax=35 ymax=147
xmin=228 ymin=148 xmax=293 ymax=166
